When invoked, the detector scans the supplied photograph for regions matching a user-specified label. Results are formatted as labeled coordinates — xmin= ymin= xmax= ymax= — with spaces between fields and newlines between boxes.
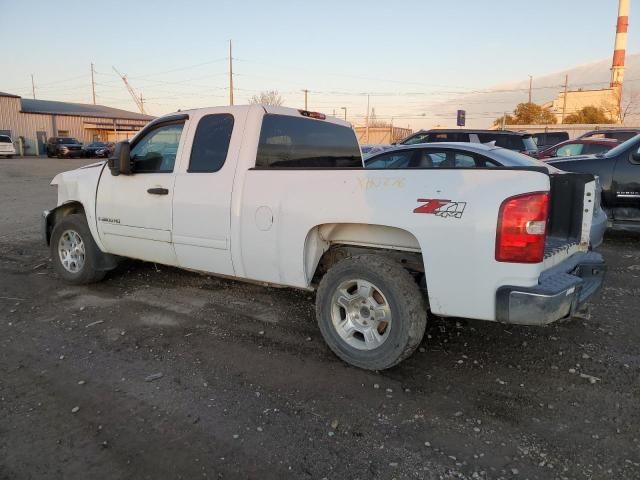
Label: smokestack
xmin=611 ymin=0 xmax=630 ymax=88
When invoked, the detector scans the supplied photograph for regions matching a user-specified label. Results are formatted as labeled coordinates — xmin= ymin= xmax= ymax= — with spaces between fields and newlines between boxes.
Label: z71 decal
xmin=414 ymin=199 xmax=466 ymax=219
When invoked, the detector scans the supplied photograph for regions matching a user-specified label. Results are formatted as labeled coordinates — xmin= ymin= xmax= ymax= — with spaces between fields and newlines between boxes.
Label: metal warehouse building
xmin=0 ymin=91 xmax=154 ymax=156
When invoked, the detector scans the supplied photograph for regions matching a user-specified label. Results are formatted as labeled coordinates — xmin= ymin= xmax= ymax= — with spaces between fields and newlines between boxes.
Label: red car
xmin=538 ymin=138 xmax=618 ymax=159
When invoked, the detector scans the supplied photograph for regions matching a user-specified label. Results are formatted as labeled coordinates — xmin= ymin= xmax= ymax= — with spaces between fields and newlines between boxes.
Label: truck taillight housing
xmin=495 ymin=192 xmax=549 ymax=263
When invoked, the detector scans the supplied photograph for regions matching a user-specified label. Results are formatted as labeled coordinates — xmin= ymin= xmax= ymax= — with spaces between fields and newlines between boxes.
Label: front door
xmin=171 ymin=110 xmax=241 ymax=276
xmin=96 ymin=120 xmax=186 ymax=265
xmin=612 ymin=145 xmax=640 ymax=223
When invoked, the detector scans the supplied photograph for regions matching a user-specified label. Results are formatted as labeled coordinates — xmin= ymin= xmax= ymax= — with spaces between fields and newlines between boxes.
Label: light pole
xmin=340 ymin=107 xmax=347 ymax=121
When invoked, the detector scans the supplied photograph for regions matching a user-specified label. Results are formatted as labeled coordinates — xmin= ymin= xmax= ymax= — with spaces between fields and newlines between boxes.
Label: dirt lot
xmin=1 ymin=157 xmax=639 ymax=480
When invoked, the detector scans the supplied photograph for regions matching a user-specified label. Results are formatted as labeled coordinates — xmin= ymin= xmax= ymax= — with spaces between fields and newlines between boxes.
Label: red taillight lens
xmin=495 ymin=192 xmax=549 ymax=263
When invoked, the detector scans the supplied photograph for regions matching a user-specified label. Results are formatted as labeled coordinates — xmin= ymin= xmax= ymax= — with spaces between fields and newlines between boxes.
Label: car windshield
xmin=491 ymin=148 xmax=559 ymax=170
xmin=0 ymin=135 xmax=11 ymax=143
xmin=58 ymin=138 xmax=80 ymax=144
xmin=603 ymin=134 xmax=640 ymax=158
xmin=88 ymin=142 xmax=106 ymax=147
xmin=522 ymin=136 xmax=537 ymax=151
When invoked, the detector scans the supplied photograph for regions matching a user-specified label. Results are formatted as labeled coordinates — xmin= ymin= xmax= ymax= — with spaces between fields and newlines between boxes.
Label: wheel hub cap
xmin=330 ymin=279 xmax=392 ymax=351
xmin=58 ymin=229 xmax=85 ymax=274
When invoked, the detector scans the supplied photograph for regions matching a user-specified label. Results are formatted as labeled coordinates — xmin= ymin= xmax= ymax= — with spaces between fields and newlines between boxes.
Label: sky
xmin=2 ymin=0 xmax=639 ymax=128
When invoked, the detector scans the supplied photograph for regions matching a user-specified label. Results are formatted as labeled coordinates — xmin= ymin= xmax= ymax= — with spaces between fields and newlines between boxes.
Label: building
xmin=543 ymin=87 xmax=620 ymax=124
xmin=0 ymin=92 xmax=154 ymax=156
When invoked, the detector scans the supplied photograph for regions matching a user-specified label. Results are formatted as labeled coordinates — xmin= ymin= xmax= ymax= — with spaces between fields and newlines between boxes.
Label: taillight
xmin=495 ymin=192 xmax=549 ymax=263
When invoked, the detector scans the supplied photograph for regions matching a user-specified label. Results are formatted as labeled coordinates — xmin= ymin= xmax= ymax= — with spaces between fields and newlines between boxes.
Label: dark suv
xmin=46 ymin=137 xmax=84 ymax=158
xmin=397 ymin=129 xmax=538 ymax=156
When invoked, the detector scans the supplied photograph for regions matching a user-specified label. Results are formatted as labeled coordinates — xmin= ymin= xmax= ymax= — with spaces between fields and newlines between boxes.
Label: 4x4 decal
xmin=414 ymin=199 xmax=466 ymax=219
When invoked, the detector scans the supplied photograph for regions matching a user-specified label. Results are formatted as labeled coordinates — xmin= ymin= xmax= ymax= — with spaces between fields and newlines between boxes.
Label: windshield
xmin=58 ymin=137 xmax=80 ymax=144
xmin=0 ymin=136 xmax=11 ymax=143
xmin=88 ymin=142 xmax=106 ymax=147
xmin=401 ymin=132 xmax=430 ymax=145
xmin=491 ymin=148 xmax=561 ymax=172
xmin=603 ymin=134 xmax=640 ymax=158
xmin=522 ymin=136 xmax=537 ymax=151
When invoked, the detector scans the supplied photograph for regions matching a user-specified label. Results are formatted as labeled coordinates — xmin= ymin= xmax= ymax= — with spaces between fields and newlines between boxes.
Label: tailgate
xmin=543 ymin=172 xmax=596 ymax=268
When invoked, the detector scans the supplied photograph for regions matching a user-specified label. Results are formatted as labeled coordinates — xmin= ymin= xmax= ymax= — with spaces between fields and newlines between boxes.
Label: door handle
xmin=147 ymin=187 xmax=169 ymax=195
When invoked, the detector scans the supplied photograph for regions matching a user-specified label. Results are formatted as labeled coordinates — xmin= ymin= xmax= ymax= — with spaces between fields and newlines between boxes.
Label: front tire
xmin=316 ymin=254 xmax=427 ymax=370
xmin=50 ymin=214 xmax=106 ymax=284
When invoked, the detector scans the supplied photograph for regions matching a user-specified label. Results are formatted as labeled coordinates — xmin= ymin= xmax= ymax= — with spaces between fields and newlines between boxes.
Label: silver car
xmin=364 ymin=142 xmax=607 ymax=248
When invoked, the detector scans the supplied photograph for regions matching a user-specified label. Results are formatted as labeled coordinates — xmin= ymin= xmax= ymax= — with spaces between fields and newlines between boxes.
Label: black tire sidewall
xmin=317 ymin=256 xmax=425 ymax=370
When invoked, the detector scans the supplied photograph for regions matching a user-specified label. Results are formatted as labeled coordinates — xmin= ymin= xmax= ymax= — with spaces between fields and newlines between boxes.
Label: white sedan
xmin=0 ymin=135 xmax=16 ymax=158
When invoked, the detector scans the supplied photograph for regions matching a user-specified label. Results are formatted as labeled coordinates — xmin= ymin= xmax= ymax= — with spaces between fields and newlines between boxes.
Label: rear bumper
xmin=496 ymin=251 xmax=605 ymax=325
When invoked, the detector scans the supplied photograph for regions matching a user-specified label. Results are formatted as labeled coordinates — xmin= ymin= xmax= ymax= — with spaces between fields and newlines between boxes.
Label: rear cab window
xmin=256 ymin=114 xmax=362 ymax=168
xmin=188 ymin=114 xmax=234 ymax=172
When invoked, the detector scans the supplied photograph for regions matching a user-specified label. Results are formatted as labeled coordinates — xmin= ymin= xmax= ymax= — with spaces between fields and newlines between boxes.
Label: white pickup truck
xmin=43 ymin=105 xmax=605 ymax=370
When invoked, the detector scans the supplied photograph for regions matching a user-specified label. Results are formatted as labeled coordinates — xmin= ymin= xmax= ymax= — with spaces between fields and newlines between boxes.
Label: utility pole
xmin=31 ymin=74 xmax=36 ymax=99
xmin=365 ymin=94 xmax=370 ymax=143
xmin=561 ymin=74 xmax=569 ymax=123
xmin=140 ymin=93 xmax=144 ymax=113
xmin=528 ymin=75 xmax=533 ymax=104
xmin=91 ymin=63 xmax=96 ymax=104
xmin=332 ymin=108 xmax=336 ymax=117
xmin=228 ymin=40 xmax=234 ymax=106
xmin=302 ymin=89 xmax=309 ymax=110
xmin=340 ymin=107 xmax=347 ymax=121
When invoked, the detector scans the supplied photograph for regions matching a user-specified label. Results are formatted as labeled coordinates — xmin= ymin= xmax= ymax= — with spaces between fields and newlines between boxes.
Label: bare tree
xmin=249 ymin=90 xmax=284 ymax=106
xmin=620 ymin=90 xmax=639 ymax=123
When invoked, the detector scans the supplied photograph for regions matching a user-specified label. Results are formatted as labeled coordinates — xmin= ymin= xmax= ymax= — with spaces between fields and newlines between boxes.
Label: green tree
xmin=564 ymin=106 xmax=615 ymax=124
xmin=494 ymin=102 xmax=556 ymax=126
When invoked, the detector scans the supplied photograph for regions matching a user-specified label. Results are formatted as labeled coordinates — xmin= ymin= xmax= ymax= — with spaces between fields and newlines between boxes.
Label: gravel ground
xmin=1 ymin=157 xmax=639 ymax=480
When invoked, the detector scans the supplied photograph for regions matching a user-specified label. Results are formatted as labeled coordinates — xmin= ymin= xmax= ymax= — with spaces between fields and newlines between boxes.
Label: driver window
xmin=130 ymin=123 xmax=185 ymax=173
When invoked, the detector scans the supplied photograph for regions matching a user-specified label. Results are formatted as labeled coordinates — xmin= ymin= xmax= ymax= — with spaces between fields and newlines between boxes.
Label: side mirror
xmin=632 ymin=151 xmax=640 ymax=164
xmin=108 ymin=141 xmax=132 ymax=176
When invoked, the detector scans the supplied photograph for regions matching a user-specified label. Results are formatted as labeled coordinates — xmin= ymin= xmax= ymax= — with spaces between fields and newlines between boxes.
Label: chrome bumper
xmin=496 ymin=251 xmax=605 ymax=325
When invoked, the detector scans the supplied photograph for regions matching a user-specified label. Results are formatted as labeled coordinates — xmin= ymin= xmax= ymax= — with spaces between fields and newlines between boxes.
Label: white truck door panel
xmin=172 ymin=110 xmax=245 ymax=276
xmin=96 ymin=121 xmax=186 ymax=265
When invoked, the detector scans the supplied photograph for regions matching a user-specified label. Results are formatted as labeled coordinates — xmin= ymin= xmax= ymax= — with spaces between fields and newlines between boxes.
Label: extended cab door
xmin=95 ymin=117 xmax=186 ymax=265
xmin=171 ymin=109 xmax=245 ymax=276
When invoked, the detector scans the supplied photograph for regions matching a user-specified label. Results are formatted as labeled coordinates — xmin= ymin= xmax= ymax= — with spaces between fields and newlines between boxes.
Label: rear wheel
xmin=50 ymin=214 xmax=106 ymax=284
xmin=316 ymin=254 xmax=427 ymax=370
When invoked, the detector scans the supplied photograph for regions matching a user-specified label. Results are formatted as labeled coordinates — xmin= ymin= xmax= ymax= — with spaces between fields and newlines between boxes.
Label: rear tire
xmin=316 ymin=254 xmax=427 ymax=370
xmin=50 ymin=214 xmax=107 ymax=284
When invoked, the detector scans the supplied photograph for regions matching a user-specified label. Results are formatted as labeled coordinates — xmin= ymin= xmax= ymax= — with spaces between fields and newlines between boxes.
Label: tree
xmin=249 ymin=90 xmax=284 ymax=106
xmin=494 ymin=102 xmax=556 ymax=126
xmin=564 ymin=106 xmax=615 ymax=124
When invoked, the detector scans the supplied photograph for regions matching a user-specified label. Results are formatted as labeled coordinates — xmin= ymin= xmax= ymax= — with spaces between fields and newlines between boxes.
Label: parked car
xmin=43 ymin=105 xmax=604 ymax=370
xmin=364 ymin=142 xmax=607 ymax=248
xmin=531 ymin=131 xmax=569 ymax=150
xmin=538 ymin=138 xmax=619 ymax=159
xmin=46 ymin=137 xmax=84 ymax=158
xmin=578 ymin=129 xmax=640 ymax=143
xmin=84 ymin=141 xmax=114 ymax=158
xmin=546 ymin=134 xmax=640 ymax=232
xmin=391 ymin=129 xmax=539 ymax=157
xmin=0 ymin=134 xmax=16 ymax=158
